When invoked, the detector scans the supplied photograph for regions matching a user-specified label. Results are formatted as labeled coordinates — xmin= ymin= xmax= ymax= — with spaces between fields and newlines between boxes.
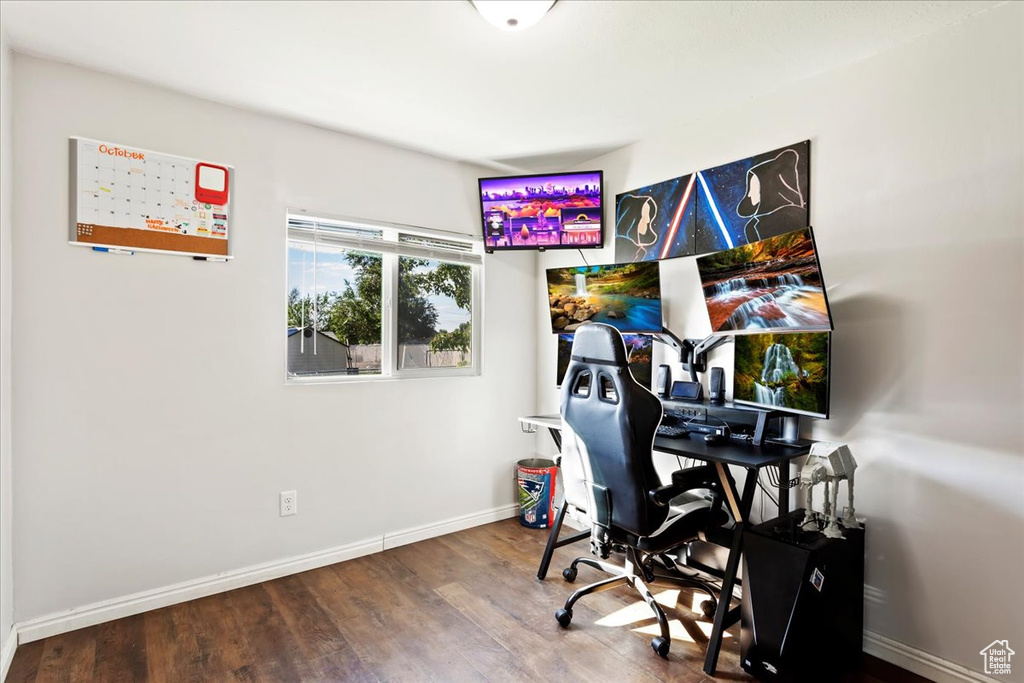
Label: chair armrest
xmin=648 ymin=483 xmax=685 ymax=507
xmin=671 ymin=465 xmax=719 ymax=490
xmin=651 ymin=464 xmax=721 ymax=507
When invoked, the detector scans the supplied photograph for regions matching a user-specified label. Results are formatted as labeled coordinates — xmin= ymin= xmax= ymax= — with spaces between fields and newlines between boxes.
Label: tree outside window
xmin=287 ymin=237 xmax=476 ymax=377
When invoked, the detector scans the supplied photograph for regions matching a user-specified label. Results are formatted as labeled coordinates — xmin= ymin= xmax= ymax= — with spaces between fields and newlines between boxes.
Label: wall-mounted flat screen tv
xmin=695 ymin=227 xmax=833 ymax=334
xmin=733 ymin=331 xmax=831 ymax=418
xmin=556 ymin=333 xmax=653 ymax=389
xmin=479 ymin=171 xmax=603 ymax=251
xmin=546 ymin=261 xmax=662 ymax=334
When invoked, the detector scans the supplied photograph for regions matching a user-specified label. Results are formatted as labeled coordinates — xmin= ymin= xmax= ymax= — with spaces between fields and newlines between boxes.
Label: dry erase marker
xmin=92 ymin=247 xmax=134 ymax=255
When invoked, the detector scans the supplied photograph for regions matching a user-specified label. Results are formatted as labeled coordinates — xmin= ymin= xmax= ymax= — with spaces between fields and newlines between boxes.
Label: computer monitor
xmin=557 ymin=333 xmax=654 ymax=389
xmin=479 ymin=171 xmax=603 ymax=251
xmin=695 ymin=226 xmax=833 ymax=334
xmin=546 ymin=261 xmax=662 ymax=334
xmin=732 ymin=331 xmax=831 ymax=418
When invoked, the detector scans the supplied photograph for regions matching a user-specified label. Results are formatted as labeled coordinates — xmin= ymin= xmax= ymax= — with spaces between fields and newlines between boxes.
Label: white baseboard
xmin=1 ymin=624 xmax=17 ymax=682
xmin=383 ymin=503 xmax=519 ymax=550
xmin=865 ymin=630 xmax=993 ymax=683
xmin=16 ymin=536 xmax=383 ymax=644
xmin=17 ymin=503 xmax=518 ymax=644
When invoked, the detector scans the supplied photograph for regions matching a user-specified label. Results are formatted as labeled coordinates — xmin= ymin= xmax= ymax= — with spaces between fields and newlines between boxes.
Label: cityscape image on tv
xmin=480 ymin=172 xmax=602 ymax=250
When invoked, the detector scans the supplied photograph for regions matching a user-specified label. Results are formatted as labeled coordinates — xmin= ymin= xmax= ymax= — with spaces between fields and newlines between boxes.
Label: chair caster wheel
xmin=651 ymin=636 xmax=670 ymax=658
xmin=562 ymin=567 xmax=578 ymax=583
xmin=700 ymin=599 xmax=717 ymax=620
xmin=555 ymin=608 xmax=573 ymax=628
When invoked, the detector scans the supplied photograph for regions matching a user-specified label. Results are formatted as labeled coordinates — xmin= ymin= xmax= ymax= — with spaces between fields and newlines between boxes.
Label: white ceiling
xmin=1 ymin=0 xmax=1003 ymax=171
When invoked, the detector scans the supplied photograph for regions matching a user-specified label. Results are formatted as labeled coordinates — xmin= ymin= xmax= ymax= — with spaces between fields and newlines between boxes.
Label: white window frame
xmin=286 ymin=209 xmax=483 ymax=383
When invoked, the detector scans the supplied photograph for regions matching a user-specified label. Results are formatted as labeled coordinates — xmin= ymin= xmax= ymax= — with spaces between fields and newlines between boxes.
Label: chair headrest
xmin=570 ymin=323 xmax=628 ymax=367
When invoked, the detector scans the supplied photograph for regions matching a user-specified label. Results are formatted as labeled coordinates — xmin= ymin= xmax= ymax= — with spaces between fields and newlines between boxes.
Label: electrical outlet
xmin=280 ymin=490 xmax=297 ymax=517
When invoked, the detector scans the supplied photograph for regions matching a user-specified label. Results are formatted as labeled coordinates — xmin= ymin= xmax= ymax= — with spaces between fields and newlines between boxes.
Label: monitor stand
xmin=780 ymin=415 xmax=802 ymax=442
xmin=753 ymin=410 xmax=800 ymax=447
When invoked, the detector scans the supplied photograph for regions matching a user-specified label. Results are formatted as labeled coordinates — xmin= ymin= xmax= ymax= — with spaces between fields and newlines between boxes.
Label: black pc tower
xmin=740 ymin=509 xmax=864 ymax=682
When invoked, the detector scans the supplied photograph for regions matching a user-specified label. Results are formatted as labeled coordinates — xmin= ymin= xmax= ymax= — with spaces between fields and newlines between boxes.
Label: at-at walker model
xmin=800 ymin=442 xmax=859 ymax=539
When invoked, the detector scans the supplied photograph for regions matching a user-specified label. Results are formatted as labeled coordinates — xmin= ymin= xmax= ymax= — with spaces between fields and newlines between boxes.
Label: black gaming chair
xmin=554 ymin=323 xmax=728 ymax=658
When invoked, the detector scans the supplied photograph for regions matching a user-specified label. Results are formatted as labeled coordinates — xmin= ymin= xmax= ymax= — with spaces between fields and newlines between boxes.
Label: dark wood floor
xmin=8 ymin=518 xmax=915 ymax=682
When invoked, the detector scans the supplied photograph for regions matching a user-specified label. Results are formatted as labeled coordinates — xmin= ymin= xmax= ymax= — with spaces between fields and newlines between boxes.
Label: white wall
xmin=10 ymin=55 xmax=537 ymax=625
xmin=1 ymin=24 xmax=17 ymax=675
xmin=536 ymin=3 xmax=1023 ymax=678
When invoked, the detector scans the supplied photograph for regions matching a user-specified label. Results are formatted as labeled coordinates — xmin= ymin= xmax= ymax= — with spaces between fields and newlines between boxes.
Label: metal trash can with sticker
xmin=516 ymin=458 xmax=557 ymax=528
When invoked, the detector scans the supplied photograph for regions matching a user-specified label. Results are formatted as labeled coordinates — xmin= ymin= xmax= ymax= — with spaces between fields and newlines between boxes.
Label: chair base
xmin=554 ymin=546 xmax=722 ymax=658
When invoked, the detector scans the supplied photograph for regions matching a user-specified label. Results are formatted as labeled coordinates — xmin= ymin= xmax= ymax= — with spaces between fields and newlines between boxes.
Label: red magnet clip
xmin=195 ymin=163 xmax=230 ymax=205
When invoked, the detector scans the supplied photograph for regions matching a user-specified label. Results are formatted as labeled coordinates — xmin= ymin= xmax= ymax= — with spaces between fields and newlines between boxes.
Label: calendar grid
xmin=70 ymin=137 xmax=232 ymax=258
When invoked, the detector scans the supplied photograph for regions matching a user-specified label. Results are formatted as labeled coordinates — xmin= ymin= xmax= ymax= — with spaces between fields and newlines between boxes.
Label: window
xmin=286 ymin=212 xmax=482 ymax=381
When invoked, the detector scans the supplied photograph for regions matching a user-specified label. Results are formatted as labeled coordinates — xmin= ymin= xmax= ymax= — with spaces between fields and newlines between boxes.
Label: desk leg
xmin=535 ymin=421 xmax=589 ymax=580
xmin=703 ymin=467 xmax=758 ymax=677
xmin=535 ymin=503 xmax=590 ymax=580
xmin=547 ymin=426 xmax=562 ymax=453
xmin=778 ymin=462 xmax=789 ymax=516
xmin=537 ymin=503 xmax=568 ymax=580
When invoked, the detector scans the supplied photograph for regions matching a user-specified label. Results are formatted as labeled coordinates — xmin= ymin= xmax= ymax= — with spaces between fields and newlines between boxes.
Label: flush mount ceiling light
xmin=471 ymin=1 xmax=556 ymax=32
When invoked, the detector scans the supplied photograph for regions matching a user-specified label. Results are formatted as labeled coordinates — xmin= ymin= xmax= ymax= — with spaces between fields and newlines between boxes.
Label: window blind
xmin=287 ymin=214 xmax=482 ymax=265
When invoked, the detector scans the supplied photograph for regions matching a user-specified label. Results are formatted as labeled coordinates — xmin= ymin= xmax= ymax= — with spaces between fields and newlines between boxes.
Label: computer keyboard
xmin=656 ymin=424 xmax=691 ymax=438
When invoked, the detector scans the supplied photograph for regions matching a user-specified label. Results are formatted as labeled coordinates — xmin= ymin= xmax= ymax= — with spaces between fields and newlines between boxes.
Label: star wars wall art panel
xmin=694 ymin=140 xmax=810 ymax=255
xmin=614 ymin=173 xmax=697 ymax=263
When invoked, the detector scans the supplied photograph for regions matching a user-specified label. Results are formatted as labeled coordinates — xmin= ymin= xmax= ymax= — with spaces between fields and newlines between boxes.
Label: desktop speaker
xmin=709 ymin=367 xmax=725 ymax=404
xmin=657 ymin=365 xmax=672 ymax=397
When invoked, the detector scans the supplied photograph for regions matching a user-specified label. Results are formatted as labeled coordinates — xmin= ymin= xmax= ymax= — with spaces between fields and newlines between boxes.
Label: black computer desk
xmin=654 ymin=432 xmax=811 ymax=675
xmin=519 ymin=413 xmax=811 ymax=677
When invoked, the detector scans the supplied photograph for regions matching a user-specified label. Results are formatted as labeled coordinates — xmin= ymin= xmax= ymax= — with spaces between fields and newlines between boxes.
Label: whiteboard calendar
xmin=69 ymin=137 xmax=234 ymax=258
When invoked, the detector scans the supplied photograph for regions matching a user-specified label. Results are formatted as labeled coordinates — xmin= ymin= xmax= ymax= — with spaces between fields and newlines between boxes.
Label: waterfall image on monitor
xmin=546 ymin=261 xmax=662 ymax=334
xmin=695 ymin=227 xmax=833 ymax=333
xmin=556 ymin=333 xmax=653 ymax=388
xmin=733 ymin=332 xmax=830 ymax=418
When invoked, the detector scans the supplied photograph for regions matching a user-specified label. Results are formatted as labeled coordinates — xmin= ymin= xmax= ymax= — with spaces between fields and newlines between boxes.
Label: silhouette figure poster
xmin=614 ymin=173 xmax=697 ymax=263
xmin=694 ymin=140 xmax=810 ymax=255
